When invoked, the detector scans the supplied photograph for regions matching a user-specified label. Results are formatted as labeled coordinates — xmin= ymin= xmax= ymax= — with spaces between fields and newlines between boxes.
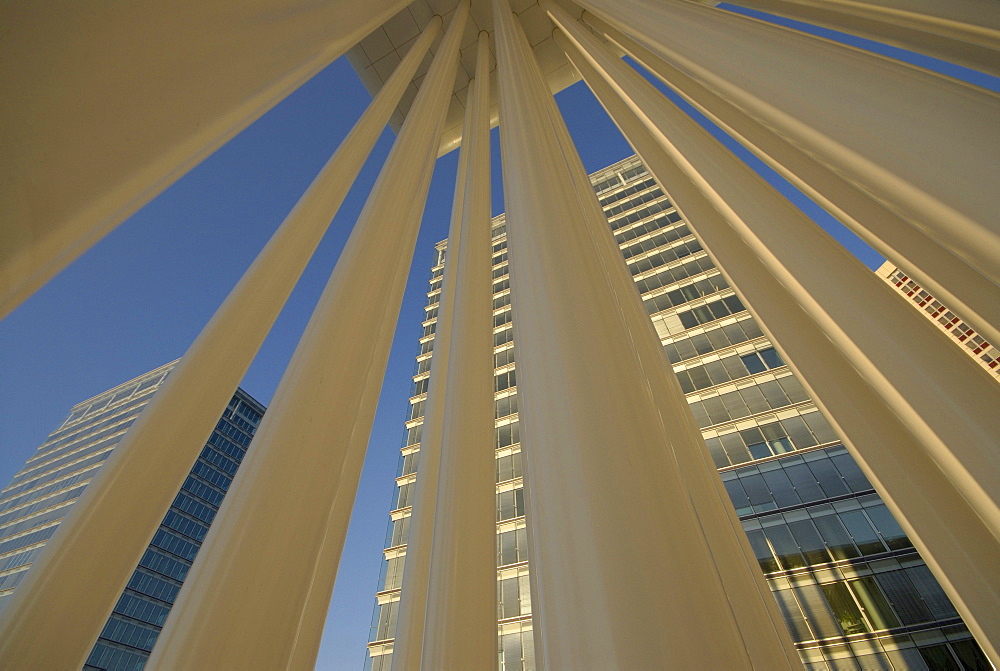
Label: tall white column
xmin=386 ymin=5 xmax=482 ymax=669
xmin=551 ymin=18 xmax=1000 ymax=660
xmin=145 ymin=8 xmax=468 ymax=669
xmin=582 ymin=11 xmax=1000 ymax=348
xmin=572 ymin=0 xmax=1000 ymax=317
xmin=492 ymin=0 xmax=800 ymax=667
xmin=420 ymin=32 xmax=498 ymax=670
xmin=726 ymin=0 xmax=1000 ymax=78
xmin=0 ymin=0 xmax=415 ymax=319
xmin=0 ymin=20 xmax=441 ymax=671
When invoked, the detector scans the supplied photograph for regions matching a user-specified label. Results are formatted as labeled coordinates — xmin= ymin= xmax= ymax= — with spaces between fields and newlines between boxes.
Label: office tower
xmin=365 ymin=156 xmax=990 ymax=671
xmin=0 ymin=362 xmax=264 ymax=670
xmin=877 ymin=262 xmax=999 ymax=380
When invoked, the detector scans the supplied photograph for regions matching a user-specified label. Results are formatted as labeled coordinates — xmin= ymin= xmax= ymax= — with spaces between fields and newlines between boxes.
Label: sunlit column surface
xmin=145 ymin=8 xmax=467 ymax=669
xmin=0 ymin=18 xmax=442 ymax=671
xmin=419 ymin=32 xmax=498 ymax=671
xmin=0 ymin=0 xmax=413 ymax=319
xmin=582 ymin=11 xmax=1000 ymax=348
xmin=492 ymin=0 xmax=799 ymax=667
xmin=552 ymin=19 xmax=1000 ymax=660
xmin=543 ymin=4 xmax=801 ymax=666
xmin=385 ymin=4 xmax=486 ymax=669
xmin=572 ymin=0 xmax=1000 ymax=327
xmin=726 ymin=0 xmax=1000 ymax=78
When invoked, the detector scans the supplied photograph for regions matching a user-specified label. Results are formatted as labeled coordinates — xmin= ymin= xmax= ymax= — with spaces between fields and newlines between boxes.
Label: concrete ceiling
xmin=345 ymin=0 xmax=613 ymax=156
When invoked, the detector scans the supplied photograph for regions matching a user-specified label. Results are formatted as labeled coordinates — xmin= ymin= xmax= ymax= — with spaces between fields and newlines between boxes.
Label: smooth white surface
xmin=420 ymin=33 xmax=500 ymax=670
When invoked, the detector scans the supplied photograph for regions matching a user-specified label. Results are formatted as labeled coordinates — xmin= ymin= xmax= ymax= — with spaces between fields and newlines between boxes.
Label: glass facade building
xmin=364 ymin=156 xmax=990 ymax=670
xmin=0 ymin=361 xmax=265 ymax=670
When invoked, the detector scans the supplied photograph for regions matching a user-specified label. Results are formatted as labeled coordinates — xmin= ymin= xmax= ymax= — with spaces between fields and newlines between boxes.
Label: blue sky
xmin=1 ymin=8 xmax=995 ymax=669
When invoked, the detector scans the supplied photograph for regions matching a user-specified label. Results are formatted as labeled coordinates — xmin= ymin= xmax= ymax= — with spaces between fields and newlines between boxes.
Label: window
xmin=497 ymin=527 xmax=529 ymax=566
xmin=495 ymin=369 xmax=516 ymax=392
xmin=497 ymin=488 xmax=526 ymax=521
xmin=496 ymin=452 xmax=523 ymax=482
xmin=495 ymin=394 xmax=518 ymax=419
xmin=496 ymin=422 xmax=520 ymax=448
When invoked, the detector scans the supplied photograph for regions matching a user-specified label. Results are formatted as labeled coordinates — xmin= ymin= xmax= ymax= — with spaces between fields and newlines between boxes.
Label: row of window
xmin=604 ymin=188 xmax=666 ymax=219
xmin=688 ymin=373 xmax=810 ymax=430
xmin=657 ymin=294 xmax=746 ymax=337
xmin=0 ymin=466 xmax=95 ymax=522
xmin=619 ymin=165 xmax=648 ymax=182
xmin=609 ymin=198 xmax=674 ymax=232
xmin=620 ymin=222 xmax=689 ymax=260
xmin=676 ymin=346 xmax=783 ymax=394
xmin=592 ymin=174 xmax=622 ymax=194
xmin=643 ymin=273 xmax=729 ymax=315
xmin=663 ymin=315 xmax=764 ymax=364
xmin=110 ymin=591 xmax=171 ymax=629
xmin=627 ymin=238 xmax=703 ymax=277
xmin=772 ymin=565 xmax=957 ymax=644
xmin=634 ymin=253 xmax=715 ymax=297
xmin=721 ymin=444 xmax=865 ymax=514
xmin=86 ymin=639 xmax=155 ymax=671
xmin=137 ymin=547 xmax=190 ymax=583
xmin=598 ymin=177 xmax=657 ymax=207
xmin=612 ymin=211 xmax=683 ymax=245
xmin=746 ymin=501 xmax=911 ymax=574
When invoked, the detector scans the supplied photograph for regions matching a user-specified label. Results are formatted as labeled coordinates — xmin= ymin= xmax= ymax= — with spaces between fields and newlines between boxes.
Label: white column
xmin=492 ymin=0 xmax=800 ymax=667
xmin=0 ymin=20 xmax=441 ymax=671
xmin=387 ymin=5 xmax=480 ymax=669
xmin=145 ymin=7 xmax=467 ymax=669
xmin=551 ymin=18 xmax=1000 ymax=659
xmin=725 ymin=0 xmax=1000 ymax=78
xmin=0 ymin=0 xmax=414 ymax=319
xmin=420 ymin=32 xmax=498 ymax=670
xmin=572 ymin=0 xmax=1000 ymax=318
xmin=582 ymin=11 xmax=1000 ymax=348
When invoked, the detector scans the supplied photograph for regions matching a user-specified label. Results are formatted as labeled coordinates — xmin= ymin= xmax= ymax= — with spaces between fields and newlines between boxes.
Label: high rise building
xmin=877 ymin=262 xmax=999 ymax=380
xmin=365 ymin=156 xmax=990 ymax=671
xmin=0 ymin=361 xmax=265 ymax=670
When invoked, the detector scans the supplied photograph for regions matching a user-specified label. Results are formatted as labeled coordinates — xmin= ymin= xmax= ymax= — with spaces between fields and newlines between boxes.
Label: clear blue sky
xmin=1 ymin=8 xmax=994 ymax=669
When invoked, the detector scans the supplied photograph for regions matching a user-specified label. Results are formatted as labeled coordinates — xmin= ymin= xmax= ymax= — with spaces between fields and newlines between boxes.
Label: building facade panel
xmin=0 ymin=362 xmax=265 ymax=670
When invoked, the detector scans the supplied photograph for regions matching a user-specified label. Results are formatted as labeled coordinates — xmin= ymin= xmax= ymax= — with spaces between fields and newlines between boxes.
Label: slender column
xmin=542 ymin=8 xmax=798 ymax=667
xmin=145 ymin=8 xmax=467 ymax=669
xmin=387 ymin=5 xmax=477 ymax=669
xmin=726 ymin=0 xmax=1000 ymax=78
xmin=420 ymin=33 xmax=497 ymax=670
xmin=0 ymin=0 xmax=414 ymax=319
xmin=542 ymin=8 xmax=800 ymax=667
xmin=552 ymin=20 xmax=1000 ymax=659
xmin=572 ymin=0 xmax=1000 ymax=302
xmin=0 ymin=21 xmax=441 ymax=670
xmin=492 ymin=1 xmax=798 ymax=667
xmin=583 ymin=11 xmax=1000 ymax=348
